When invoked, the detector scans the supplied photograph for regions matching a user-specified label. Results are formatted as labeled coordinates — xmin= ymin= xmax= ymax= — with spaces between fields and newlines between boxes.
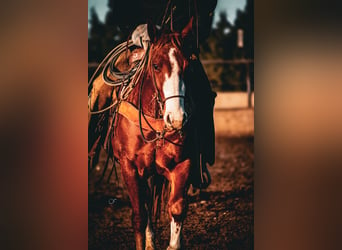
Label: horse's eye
xmin=153 ymin=64 xmax=159 ymax=71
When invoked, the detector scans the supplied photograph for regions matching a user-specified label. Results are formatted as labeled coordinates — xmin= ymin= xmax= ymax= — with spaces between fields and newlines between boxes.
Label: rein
xmin=137 ymin=44 xmax=187 ymax=146
xmin=88 ymin=41 xmax=189 ymax=147
xmin=160 ymin=0 xmax=199 ymax=52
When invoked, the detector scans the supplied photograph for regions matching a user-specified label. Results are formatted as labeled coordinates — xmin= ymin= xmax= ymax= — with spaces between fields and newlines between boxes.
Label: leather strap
xmin=117 ymin=101 xmax=165 ymax=132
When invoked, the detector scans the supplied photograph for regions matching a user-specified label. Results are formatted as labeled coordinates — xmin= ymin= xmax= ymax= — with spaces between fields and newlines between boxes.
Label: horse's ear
xmin=181 ymin=17 xmax=194 ymax=39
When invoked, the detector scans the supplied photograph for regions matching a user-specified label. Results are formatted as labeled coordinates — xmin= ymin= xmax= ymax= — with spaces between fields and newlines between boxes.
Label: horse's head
xmin=146 ymin=19 xmax=194 ymax=130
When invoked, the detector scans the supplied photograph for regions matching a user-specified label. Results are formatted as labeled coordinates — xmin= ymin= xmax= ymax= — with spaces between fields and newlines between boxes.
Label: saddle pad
xmin=117 ymin=101 xmax=165 ymax=132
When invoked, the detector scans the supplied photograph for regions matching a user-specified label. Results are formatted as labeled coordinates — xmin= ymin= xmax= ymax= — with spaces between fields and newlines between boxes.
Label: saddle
xmin=88 ymin=47 xmax=215 ymax=189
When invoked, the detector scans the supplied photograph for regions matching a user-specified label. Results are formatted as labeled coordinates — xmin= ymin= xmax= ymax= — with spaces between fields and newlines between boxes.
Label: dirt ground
xmin=89 ymin=108 xmax=254 ymax=250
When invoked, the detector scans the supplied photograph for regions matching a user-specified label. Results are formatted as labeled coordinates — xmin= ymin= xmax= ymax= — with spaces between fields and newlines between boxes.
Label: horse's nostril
xmin=165 ymin=113 xmax=186 ymax=129
xmin=167 ymin=114 xmax=172 ymax=124
xmin=165 ymin=113 xmax=173 ymax=127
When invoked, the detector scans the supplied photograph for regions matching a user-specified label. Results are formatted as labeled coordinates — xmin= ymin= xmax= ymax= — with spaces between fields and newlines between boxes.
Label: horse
xmin=89 ymin=19 xmax=197 ymax=250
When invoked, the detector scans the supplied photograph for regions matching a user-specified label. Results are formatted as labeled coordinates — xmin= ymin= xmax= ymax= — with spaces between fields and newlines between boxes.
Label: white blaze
xmin=163 ymin=48 xmax=186 ymax=126
xmin=169 ymin=217 xmax=182 ymax=249
xmin=145 ymin=217 xmax=155 ymax=249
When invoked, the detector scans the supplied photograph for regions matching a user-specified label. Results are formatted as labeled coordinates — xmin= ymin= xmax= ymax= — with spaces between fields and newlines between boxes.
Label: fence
xmin=201 ymin=59 xmax=253 ymax=108
xmin=88 ymin=58 xmax=254 ymax=108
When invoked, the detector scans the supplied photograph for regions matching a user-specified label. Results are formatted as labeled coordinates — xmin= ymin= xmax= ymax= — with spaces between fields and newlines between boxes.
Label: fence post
xmin=246 ymin=62 xmax=251 ymax=108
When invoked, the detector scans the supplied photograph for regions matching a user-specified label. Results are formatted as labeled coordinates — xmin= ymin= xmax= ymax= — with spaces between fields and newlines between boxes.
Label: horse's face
xmin=151 ymin=38 xmax=189 ymax=130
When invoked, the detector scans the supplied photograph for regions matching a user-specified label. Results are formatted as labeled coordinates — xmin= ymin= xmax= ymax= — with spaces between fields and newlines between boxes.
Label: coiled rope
xmin=88 ymin=40 xmax=149 ymax=114
xmin=88 ymin=38 xmax=188 ymax=147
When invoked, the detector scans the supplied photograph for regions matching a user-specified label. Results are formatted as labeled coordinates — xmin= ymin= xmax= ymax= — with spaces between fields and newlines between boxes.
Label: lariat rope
xmin=88 ymin=40 xmax=189 ymax=146
xmin=88 ymin=40 xmax=149 ymax=115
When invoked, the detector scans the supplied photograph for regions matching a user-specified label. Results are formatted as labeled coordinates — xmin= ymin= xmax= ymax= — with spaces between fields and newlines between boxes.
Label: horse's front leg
xmin=145 ymin=211 xmax=155 ymax=250
xmin=121 ymin=159 xmax=148 ymax=250
xmin=167 ymin=159 xmax=191 ymax=250
xmin=142 ymin=180 xmax=155 ymax=250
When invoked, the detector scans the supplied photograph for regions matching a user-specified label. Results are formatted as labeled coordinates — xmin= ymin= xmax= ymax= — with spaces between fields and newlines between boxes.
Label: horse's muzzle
xmin=165 ymin=112 xmax=187 ymax=130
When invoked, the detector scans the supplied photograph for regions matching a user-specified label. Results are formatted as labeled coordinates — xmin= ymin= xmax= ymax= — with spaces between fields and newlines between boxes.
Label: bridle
xmin=88 ymin=39 xmax=190 ymax=146
xmin=137 ymin=42 xmax=189 ymax=146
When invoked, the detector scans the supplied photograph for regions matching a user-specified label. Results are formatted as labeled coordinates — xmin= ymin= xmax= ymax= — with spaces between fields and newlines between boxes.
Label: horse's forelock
xmin=150 ymin=32 xmax=187 ymax=72
xmin=154 ymin=32 xmax=182 ymax=51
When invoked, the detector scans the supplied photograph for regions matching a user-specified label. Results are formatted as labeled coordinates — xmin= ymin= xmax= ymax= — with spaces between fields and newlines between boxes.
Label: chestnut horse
xmin=89 ymin=21 xmax=196 ymax=250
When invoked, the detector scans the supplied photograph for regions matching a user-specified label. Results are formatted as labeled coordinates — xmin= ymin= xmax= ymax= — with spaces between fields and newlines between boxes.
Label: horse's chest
xmin=113 ymin=117 xmax=186 ymax=177
xmin=133 ymin=145 xmax=182 ymax=178
xmin=118 ymin=139 xmax=183 ymax=177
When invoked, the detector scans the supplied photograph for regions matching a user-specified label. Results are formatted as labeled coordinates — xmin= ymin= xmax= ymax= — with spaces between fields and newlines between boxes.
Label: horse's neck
xmin=114 ymin=48 xmax=161 ymax=118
